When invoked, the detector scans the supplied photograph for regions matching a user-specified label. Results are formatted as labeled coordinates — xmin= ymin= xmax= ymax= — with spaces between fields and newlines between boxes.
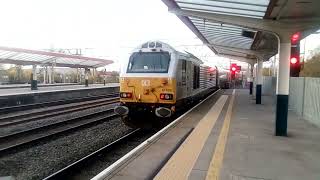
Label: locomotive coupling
xmin=114 ymin=106 xmax=129 ymax=116
xmin=155 ymin=107 xmax=172 ymax=118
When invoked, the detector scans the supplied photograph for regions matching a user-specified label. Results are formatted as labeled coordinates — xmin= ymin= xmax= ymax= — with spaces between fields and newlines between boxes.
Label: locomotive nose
xmin=114 ymin=106 xmax=129 ymax=116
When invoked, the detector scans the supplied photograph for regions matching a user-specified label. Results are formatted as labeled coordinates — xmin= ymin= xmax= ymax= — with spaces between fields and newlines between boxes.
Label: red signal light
xmin=231 ymin=67 xmax=236 ymax=71
xmin=291 ymin=32 xmax=300 ymax=44
xmin=290 ymin=57 xmax=298 ymax=64
xmin=208 ymin=67 xmax=215 ymax=72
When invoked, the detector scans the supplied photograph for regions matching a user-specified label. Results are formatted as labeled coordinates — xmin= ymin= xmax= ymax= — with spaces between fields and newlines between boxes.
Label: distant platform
xmin=0 ymin=83 xmax=79 ymax=89
xmin=0 ymin=83 xmax=119 ymax=108
xmin=0 ymin=83 xmax=119 ymax=96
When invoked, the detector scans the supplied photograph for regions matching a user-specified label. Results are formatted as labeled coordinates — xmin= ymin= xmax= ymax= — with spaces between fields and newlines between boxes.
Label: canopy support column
xmin=31 ymin=65 xmax=38 ymax=90
xmin=256 ymin=59 xmax=263 ymax=104
xmin=51 ymin=63 xmax=55 ymax=84
xmin=275 ymin=40 xmax=291 ymax=136
xmin=85 ymin=68 xmax=89 ymax=87
xmin=248 ymin=63 xmax=254 ymax=95
xmin=43 ymin=66 xmax=47 ymax=84
xmin=104 ymin=69 xmax=106 ymax=86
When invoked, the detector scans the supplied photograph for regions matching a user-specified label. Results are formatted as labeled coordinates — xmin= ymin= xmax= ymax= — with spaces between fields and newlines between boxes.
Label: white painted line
xmin=91 ymin=89 xmax=221 ymax=180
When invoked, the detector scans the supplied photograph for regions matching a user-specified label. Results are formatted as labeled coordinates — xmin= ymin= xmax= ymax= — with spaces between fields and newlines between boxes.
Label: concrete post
xmin=275 ymin=41 xmax=291 ymax=136
xmin=256 ymin=59 xmax=263 ymax=104
xmin=31 ymin=65 xmax=38 ymax=90
xmin=85 ymin=68 xmax=89 ymax=87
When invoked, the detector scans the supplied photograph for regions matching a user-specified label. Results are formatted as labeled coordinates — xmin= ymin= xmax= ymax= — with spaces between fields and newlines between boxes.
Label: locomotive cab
xmin=114 ymin=41 xmax=177 ymax=119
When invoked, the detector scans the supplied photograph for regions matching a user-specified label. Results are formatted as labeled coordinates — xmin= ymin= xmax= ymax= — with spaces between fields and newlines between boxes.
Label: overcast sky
xmin=0 ymin=0 xmax=319 ymax=71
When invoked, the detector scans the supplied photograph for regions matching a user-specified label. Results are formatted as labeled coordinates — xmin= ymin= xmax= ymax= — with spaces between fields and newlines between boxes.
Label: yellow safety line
xmin=206 ymin=89 xmax=236 ymax=180
xmin=154 ymin=95 xmax=228 ymax=180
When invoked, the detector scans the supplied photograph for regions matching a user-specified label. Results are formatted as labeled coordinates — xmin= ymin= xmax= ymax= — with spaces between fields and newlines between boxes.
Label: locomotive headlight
xmin=165 ymin=94 xmax=170 ymax=100
xmin=120 ymin=92 xmax=133 ymax=98
xmin=160 ymin=93 xmax=173 ymax=100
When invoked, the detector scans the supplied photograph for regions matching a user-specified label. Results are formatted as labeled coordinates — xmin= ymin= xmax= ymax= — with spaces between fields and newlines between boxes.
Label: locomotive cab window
xmin=193 ymin=65 xmax=200 ymax=89
xmin=127 ymin=52 xmax=170 ymax=73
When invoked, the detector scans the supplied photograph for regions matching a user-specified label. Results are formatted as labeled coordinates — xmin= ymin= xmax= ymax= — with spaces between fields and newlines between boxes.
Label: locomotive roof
xmin=133 ymin=40 xmax=203 ymax=65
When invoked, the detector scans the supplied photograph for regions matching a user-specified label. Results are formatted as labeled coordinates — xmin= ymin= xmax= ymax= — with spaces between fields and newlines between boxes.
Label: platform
xmin=0 ymin=83 xmax=119 ymax=108
xmin=0 ymin=83 xmax=119 ymax=96
xmin=0 ymin=83 xmax=79 ymax=89
xmin=94 ymin=89 xmax=320 ymax=180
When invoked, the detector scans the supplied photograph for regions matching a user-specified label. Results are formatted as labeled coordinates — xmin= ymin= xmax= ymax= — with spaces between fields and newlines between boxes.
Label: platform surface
xmin=104 ymin=89 xmax=320 ymax=180
xmin=159 ymin=89 xmax=320 ymax=180
xmin=0 ymin=83 xmax=78 ymax=89
xmin=0 ymin=83 xmax=119 ymax=96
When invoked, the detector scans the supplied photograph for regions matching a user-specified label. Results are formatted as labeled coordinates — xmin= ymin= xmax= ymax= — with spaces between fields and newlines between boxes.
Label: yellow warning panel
xmin=154 ymin=95 xmax=228 ymax=180
xmin=206 ymin=89 xmax=235 ymax=180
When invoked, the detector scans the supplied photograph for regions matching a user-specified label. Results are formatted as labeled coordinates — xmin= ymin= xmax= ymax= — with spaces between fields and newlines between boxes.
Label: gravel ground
xmin=0 ymin=103 xmax=118 ymax=136
xmin=67 ymin=129 xmax=155 ymax=180
xmin=0 ymin=117 xmax=133 ymax=180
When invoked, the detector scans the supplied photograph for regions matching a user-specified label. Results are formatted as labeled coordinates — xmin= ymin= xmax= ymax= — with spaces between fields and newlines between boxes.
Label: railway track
xmin=0 ymin=93 xmax=119 ymax=114
xmin=0 ymin=108 xmax=119 ymax=154
xmin=42 ymin=129 xmax=142 ymax=180
xmin=0 ymin=96 xmax=119 ymax=127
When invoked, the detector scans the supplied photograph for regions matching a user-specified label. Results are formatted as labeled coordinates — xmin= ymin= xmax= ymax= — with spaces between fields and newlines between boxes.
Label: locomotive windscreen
xmin=127 ymin=52 xmax=170 ymax=73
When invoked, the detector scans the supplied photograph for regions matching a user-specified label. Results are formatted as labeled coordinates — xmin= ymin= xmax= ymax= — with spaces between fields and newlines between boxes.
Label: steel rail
xmin=0 ymin=97 xmax=119 ymax=127
xmin=0 ymin=108 xmax=118 ymax=154
xmin=42 ymin=129 xmax=141 ymax=180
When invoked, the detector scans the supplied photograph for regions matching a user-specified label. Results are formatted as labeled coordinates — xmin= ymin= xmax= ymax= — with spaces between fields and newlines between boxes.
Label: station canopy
xmin=0 ymin=46 xmax=113 ymax=68
xmin=162 ymin=0 xmax=275 ymax=61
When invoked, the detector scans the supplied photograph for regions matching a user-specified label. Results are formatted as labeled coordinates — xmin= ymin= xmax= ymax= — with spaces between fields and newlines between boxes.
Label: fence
xmin=262 ymin=76 xmax=320 ymax=127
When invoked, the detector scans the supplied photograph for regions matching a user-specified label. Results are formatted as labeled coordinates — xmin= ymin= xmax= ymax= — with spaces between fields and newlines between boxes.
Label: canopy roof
xmin=163 ymin=0 xmax=270 ymax=51
xmin=163 ymin=0 xmax=320 ymax=64
xmin=0 ymin=46 xmax=113 ymax=68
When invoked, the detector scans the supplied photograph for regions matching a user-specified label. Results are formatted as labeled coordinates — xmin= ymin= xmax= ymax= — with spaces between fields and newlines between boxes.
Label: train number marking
xmin=141 ymin=80 xmax=150 ymax=87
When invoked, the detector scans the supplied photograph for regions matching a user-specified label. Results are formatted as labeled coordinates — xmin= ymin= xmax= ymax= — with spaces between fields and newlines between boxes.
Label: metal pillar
xmin=85 ymin=68 xmax=89 ymax=87
xmin=31 ymin=65 xmax=38 ymax=90
xmin=275 ymin=42 xmax=290 ymax=136
xmin=256 ymin=59 xmax=263 ymax=104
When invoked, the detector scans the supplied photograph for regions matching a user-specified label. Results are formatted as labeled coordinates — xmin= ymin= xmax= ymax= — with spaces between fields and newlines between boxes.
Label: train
xmin=114 ymin=41 xmax=219 ymax=126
